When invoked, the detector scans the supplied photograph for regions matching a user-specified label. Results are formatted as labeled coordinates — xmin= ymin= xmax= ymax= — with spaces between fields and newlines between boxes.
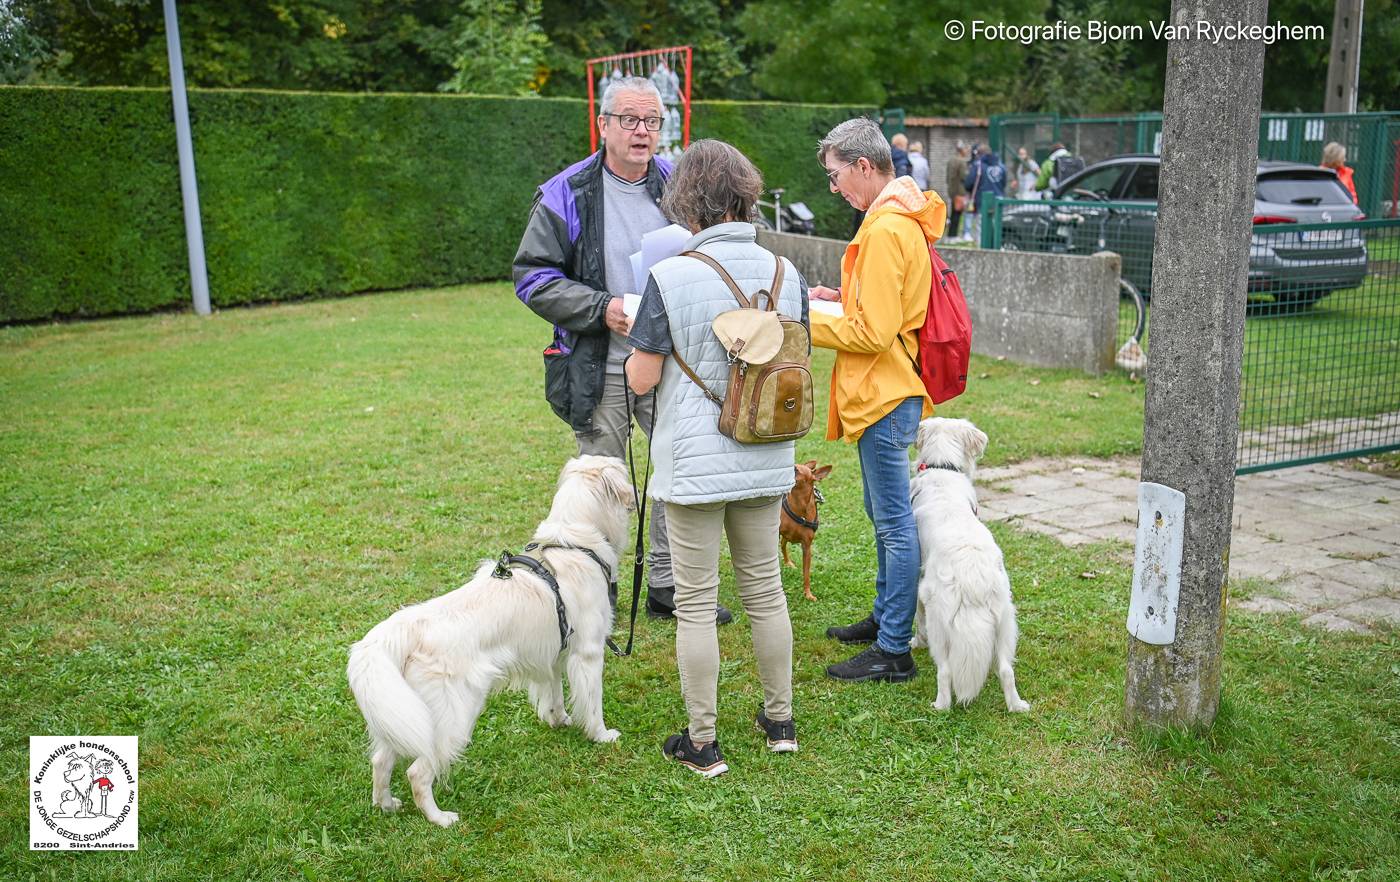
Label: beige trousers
xmin=665 ymin=495 xmax=793 ymax=743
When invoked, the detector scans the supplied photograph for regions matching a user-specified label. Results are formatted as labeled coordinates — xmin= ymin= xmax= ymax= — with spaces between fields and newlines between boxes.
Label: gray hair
xmin=660 ymin=139 xmax=763 ymax=230
xmin=818 ymin=118 xmax=893 ymax=175
xmin=600 ymin=77 xmax=664 ymax=116
xmin=1320 ymin=141 xmax=1347 ymax=168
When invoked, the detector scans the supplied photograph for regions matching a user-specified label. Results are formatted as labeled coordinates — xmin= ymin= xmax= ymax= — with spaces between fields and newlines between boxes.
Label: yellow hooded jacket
xmin=811 ymin=178 xmax=947 ymax=442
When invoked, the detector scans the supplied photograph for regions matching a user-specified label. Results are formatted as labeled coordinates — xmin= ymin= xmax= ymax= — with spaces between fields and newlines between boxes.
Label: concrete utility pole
xmin=1324 ymin=0 xmax=1364 ymax=114
xmin=1124 ymin=0 xmax=1267 ymax=731
xmin=162 ymin=0 xmax=211 ymax=316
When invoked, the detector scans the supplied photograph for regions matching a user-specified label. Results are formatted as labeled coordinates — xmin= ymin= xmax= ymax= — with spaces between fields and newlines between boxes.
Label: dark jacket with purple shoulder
xmin=512 ymin=150 xmax=674 ymax=432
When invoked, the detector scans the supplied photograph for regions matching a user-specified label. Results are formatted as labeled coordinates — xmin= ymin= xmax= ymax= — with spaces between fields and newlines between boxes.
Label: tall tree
xmin=537 ymin=0 xmax=753 ymax=99
xmin=737 ymin=0 xmax=1048 ymax=111
xmin=436 ymin=0 xmax=549 ymax=95
xmin=10 ymin=0 xmax=459 ymax=92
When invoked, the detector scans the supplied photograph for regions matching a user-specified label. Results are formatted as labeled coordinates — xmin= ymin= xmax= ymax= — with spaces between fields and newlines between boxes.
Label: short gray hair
xmin=661 ymin=139 xmax=763 ymax=230
xmin=1321 ymin=141 xmax=1347 ymax=168
xmin=818 ymin=118 xmax=893 ymax=175
xmin=600 ymin=77 xmax=664 ymax=116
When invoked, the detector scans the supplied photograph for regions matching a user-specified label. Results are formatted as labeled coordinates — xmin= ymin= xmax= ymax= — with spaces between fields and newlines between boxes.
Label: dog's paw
xmin=551 ymin=712 xmax=572 ymax=728
xmin=933 ymin=695 xmax=952 ymax=711
xmin=428 ymin=810 xmax=459 ymax=828
xmin=1007 ymin=698 xmax=1031 ymax=713
xmin=590 ymin=727 xmax=621 ymax=743
xmin=377 ymin=796 xmax=402 ymax=813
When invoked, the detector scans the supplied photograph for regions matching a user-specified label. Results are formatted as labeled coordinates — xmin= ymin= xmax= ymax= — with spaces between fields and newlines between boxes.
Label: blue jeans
xmin=858 ymin=397 xmax=923 ymax=655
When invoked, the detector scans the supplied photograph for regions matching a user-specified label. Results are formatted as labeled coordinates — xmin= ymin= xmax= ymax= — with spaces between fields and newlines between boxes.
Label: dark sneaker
xmin=826 ymin=645 xmax=917 ymax=683
xmin=647 ymin=600 xmax=734 ymax=625
xmin=662 ymin=729 xmax=728 ymax=778
xmin=755 ymin=709 xmax=798 ymax=753
xmin=825 ymin=614 xmax=879 ymax=644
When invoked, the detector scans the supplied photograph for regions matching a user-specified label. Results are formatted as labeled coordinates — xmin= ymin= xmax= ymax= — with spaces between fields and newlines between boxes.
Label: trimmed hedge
xmin=0 ymin=87 xmax=871 ymax=321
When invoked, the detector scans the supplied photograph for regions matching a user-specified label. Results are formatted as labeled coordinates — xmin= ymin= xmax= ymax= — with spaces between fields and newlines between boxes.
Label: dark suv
xmin=998 ymin=155 xmax=1369 ymax=306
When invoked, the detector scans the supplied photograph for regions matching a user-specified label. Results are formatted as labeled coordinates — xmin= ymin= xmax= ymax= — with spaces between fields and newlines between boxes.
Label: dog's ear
xmin=812 ymin=464 xmax=833 ymax=481
xmin=597 ymin=460 xmax=636 ymax=510
xmin=802 ymin=459 xmax=818 ymax=470
xmin=961 ymin=421 xmax=988 ymax=460
xmin=915 ymin=418 xmax=938 ymax=454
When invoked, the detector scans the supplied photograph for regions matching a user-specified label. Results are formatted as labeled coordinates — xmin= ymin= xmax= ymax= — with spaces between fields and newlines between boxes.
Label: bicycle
xmin=753 ymin=188 xmax=815 ymax=235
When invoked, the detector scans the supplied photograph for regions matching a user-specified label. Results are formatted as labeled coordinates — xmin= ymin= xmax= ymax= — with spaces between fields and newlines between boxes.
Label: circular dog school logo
xmin=30 ymin=736 xmax=139 ymax=850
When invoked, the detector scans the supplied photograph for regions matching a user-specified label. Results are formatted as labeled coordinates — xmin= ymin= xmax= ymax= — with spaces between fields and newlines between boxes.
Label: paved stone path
xmin=976 ymin=457 xmax=1399 ymax=634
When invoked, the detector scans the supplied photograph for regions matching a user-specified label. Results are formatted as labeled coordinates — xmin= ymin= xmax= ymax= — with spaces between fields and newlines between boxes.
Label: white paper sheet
xmin=629 ymin=223 xmax=692 ymax=294
xmin=622 ymin=293 xmax=642 ymax=318
xmin=810 ymin=299 xmax=844 ymax=317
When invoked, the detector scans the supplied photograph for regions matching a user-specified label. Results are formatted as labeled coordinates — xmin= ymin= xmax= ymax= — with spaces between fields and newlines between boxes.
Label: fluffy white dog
xmin=347 ymin=455 xmax=635 ymax=826
xmin=909 ymin=418 xmax=1030 ymax=713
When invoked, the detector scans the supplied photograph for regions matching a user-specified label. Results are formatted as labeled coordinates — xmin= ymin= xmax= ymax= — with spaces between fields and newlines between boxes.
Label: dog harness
xmin=491 ymin=543 xmax=617 ymax=653
xmin=781 ymin=486 xmax=825 ymax=532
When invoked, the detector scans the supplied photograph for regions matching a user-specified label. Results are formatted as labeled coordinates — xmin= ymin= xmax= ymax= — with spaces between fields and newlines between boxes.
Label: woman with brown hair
xmin=626 ymin=139 xmax=810 ymax=777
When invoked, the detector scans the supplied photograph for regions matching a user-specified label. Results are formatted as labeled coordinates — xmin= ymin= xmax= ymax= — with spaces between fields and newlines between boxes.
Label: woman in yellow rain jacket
xmin=809 ymin=117 xmax=946 ymax=684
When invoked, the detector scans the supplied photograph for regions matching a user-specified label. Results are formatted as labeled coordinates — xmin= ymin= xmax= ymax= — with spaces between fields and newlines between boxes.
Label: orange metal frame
xmin=586 ymin=45 xmax=692 ymax=154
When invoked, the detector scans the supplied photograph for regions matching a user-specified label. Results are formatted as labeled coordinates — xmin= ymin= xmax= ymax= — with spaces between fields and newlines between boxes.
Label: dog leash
xmin=611 ymin=356 xmax=651 ymax=658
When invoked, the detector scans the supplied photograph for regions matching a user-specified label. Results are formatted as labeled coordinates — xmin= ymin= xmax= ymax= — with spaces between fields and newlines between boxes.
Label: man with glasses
xmin=512 ymin=77 xmax=732 ymax=624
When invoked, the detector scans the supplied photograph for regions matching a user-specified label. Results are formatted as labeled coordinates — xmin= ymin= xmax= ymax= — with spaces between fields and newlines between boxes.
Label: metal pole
xmin=162 ymin=0 xmax=210 ymax=316
xmin=1124 ymin=0 xmax=1267 ymax=731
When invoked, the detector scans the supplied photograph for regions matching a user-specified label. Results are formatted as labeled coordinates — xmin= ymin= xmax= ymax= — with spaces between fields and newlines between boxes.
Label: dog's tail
xmin=946 ymin=601 xmax=998 ymax=706
xmin=347 ymin=623 xmax=437 ymax=770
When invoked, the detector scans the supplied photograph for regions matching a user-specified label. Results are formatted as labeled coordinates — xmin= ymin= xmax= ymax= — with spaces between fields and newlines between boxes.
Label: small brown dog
xmin=779 ymin=460 xmax=833 ymax=601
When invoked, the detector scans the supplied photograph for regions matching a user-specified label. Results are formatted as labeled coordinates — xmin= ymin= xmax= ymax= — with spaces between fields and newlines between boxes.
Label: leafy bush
xmin=0 ymin=87 xmax=871 ymax=321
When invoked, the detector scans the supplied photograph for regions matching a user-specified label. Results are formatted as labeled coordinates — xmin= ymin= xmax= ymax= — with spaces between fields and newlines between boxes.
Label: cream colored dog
xmin=910 ymin=418 xmax=1030 ymax=713
xmin=347 ymin=455 xmax=634 ymax=826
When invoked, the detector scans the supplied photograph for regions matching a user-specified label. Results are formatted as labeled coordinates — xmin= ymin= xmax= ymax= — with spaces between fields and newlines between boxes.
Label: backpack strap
xmin=670 ymin=349 xmax=723 ymax=405
xmin=682 ymin=250 xmax=785 ymax=312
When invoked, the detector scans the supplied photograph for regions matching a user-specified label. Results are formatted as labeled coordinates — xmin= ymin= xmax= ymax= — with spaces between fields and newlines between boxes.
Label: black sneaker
xmin=825 ymin=614 xmax=879 ymax=644
xmin=646 ymin=600 xmax=734 ymax=625
xmin=754 ymin=709 xmax=798 ymax=753
xmin=826 ymin=645 xmax=917 ymax=683
xmin=662 ymin=729 xmax=729 ymax=778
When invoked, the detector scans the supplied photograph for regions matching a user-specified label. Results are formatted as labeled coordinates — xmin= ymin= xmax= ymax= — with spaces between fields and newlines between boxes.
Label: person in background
xmin=626 ymin=139 xmax=806 ymax=777
xmin=964 ymin=145 xmax=1005 ymax=247
xmin=1321 ymin=141 xmax=1358 ymax=204
xmin=1013 ymin=146 xmax=1041 ymax=200
xmin=890 ymin=132 xmax=913 ymax=179
xmin=512 ymin=76 xmax=733 ymax=625
xmin=1035 ymin=141 xmax=1072 ymax=194
xmin=809 ymin=117 xmax=944 ymax=684
xmin=945 ymin=141 xmax=970 ymax=242
xmin=908 ymin=140 xmax=931 ymax=191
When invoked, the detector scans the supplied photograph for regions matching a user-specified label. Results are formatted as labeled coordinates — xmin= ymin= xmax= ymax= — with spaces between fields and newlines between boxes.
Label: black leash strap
xmin=610 ymin=358 xmax=652 ymax=658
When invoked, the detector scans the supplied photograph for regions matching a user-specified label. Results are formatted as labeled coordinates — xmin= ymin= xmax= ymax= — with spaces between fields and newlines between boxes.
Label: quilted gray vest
xmin=647 ymin=223 xmax=804 ymax=505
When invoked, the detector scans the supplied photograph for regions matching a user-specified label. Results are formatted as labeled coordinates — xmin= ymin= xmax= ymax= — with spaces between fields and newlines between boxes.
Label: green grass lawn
xmin=3 ymin=284 xmax=1396 ymax=881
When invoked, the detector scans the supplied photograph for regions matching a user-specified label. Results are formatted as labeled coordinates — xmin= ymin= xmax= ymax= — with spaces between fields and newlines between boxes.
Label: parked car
xmin=998 ymin=154 xmax=1369 ymax=307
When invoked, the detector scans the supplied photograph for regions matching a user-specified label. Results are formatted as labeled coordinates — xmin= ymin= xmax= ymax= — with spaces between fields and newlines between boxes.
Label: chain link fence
xmin=990 ymin=112 xmax=1399 ymax=220
xmin=982 ymin=195 xmax=1400 ymax=472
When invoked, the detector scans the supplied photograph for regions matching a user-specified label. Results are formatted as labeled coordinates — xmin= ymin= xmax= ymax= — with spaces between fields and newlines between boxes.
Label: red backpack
xmin=903 ymin=243 xmax=971 ymax=404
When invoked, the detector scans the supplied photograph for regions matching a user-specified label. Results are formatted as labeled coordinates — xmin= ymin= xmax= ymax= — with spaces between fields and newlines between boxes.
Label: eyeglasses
xmin=825 ymin=158 xmax=858 ymax=184
xmin=605 ymin=113 xmax=664 ymax=132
